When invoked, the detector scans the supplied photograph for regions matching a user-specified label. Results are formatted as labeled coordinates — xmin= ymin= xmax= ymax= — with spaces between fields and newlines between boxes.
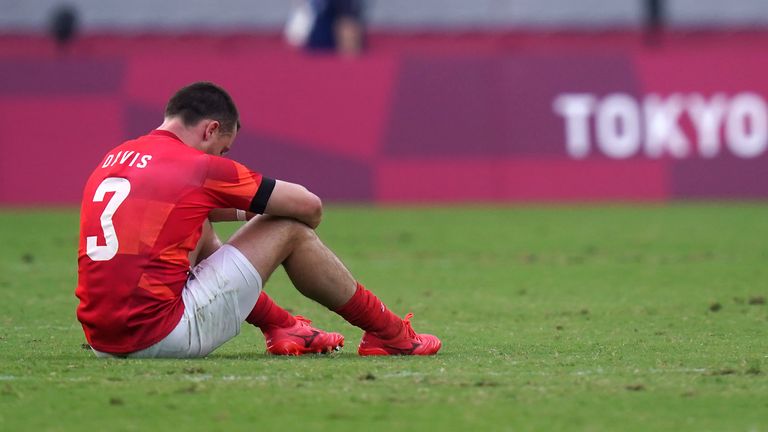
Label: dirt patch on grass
xmin=2 ymin=384 xmax=19 ymax=398
xmin=176 ymin=384 xmax=201 ymax=394
xmin=519 ymin=253 xmax=539 ymax=264
xmin=705 ymin=368 xmax=737 ymax=376
xmin=704 ymin=366 xmax=762 ymax=377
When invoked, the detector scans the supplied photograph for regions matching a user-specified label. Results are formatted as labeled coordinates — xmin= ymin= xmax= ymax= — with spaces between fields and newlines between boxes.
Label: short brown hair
xmin=164 ymin=82 xmax=240 ymax=133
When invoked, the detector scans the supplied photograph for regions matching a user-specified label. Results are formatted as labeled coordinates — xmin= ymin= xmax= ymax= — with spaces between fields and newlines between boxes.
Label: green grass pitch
xmin=0 ymin=204 xmax=767 ymax=431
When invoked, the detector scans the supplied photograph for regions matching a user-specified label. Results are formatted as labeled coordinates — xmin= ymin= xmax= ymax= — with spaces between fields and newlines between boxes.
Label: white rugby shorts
xmin=93 ymin=244 xmax=262 ymax=358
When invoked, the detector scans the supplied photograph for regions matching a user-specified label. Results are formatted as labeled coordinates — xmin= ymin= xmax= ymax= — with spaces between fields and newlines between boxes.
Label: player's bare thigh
xmin=227 ymin=215 xmax=312 ymax=284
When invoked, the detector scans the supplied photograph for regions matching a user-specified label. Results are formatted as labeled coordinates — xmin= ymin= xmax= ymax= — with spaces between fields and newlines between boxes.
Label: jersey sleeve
xmin=202 ymin=155 xmax=276 ymax=213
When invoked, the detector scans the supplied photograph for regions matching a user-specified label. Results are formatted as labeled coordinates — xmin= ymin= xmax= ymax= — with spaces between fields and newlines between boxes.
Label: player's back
xmin=76 ymin=130 xmax=210 ymax=353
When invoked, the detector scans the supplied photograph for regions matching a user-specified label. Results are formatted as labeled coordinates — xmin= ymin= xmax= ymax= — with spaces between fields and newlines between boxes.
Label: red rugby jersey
xmin=76 ymin=130 xmax=274 ymax=353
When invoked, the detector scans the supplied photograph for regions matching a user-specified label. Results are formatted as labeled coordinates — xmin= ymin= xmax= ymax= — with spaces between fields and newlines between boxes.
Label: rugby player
xmin=76 ymin=82 xmax=441 ymax=358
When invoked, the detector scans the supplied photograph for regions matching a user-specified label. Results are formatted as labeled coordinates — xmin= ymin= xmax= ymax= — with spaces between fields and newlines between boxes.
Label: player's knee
xmin=259 ymin=215 xmax=318 ymax=245
xmin=287 ymin=217 xmax=318 ymax=244
xmin=306 ymin=194 xmax=323 ymax=228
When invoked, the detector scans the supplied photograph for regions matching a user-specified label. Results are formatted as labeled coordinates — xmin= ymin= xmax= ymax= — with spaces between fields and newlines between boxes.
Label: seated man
xmin=76 ymin=82 xmax=440 ymax=358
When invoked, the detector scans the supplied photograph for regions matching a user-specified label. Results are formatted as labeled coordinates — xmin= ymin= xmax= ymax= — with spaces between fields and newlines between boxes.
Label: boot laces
xmin=402 ymin=313 xmax=416 ymax=338
xmin=294 ymin=316 xmax=312 ymax=327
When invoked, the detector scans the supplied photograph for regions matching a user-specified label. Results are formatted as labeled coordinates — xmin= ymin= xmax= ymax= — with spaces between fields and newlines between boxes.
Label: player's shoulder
xmin=205 ymin=153 xmax=248 ymax=180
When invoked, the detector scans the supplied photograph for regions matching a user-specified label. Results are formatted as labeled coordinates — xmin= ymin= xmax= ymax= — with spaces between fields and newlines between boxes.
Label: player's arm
xmin=203 ymin=157 xmax=321 ymax=228
xmin=263 ymin=180 xmax=323 ymax=229
xmin=206 ymin=181 xmax=322 ymax=228
xmin=208 ymin=208 xmax=256 ymax=222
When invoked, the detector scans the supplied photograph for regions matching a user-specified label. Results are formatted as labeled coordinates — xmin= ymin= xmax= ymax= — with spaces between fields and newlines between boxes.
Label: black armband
xmin=250 ymin=177 xmax=276 ymax=214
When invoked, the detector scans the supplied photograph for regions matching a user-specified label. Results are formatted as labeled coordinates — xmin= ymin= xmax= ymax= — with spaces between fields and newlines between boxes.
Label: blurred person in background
xmin=48 ymin=4 xmax=79 ymax=49
xmin=76 ymin=82 xmax=440 ymax=359
xmin=285 ymin=0 xmax=366 ymax=56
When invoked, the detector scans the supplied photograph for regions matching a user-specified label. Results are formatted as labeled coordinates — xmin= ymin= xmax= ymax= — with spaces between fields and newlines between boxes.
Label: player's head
xmin=164 ymin=82 xmax=241 ymax=156
xmin=165 ymin=82 xmax=240 ymax=133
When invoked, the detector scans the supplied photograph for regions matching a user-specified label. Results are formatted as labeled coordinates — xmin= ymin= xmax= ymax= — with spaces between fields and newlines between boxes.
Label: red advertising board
xmin=1 ymin=33 xmax=768 ymax=203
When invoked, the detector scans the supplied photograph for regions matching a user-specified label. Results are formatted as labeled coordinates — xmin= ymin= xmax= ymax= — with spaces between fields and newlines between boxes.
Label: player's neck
xmin=157 ymin=119 xmax=204 ymax=152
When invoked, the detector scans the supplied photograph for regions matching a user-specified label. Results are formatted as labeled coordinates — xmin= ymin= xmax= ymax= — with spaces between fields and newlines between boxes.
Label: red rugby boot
xmin=263 ymin=316 xmax=344 ymax=355
xmin=358 ymin=313 xmax=441 ymax=356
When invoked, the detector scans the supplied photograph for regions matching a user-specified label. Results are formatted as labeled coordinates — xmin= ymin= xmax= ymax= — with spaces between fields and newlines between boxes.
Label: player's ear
xmin=203 ymin=120 xmax=220 ymax=141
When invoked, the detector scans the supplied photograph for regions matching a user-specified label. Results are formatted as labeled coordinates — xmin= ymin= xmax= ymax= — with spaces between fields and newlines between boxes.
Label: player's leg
xmin=189 ymin=220 xmax=263 ymax=327
xmin=228 ymin=215 xmax=441 ymax=356
xmin=188 ymin=220 xmax=287 ymax=324
xmin=116 ymin=219 xmax=340 ymax=358
xmin=190 ymin=219 xmax=343 ymax=356
xmin=229 ymin=215 xmax=355 ymax=307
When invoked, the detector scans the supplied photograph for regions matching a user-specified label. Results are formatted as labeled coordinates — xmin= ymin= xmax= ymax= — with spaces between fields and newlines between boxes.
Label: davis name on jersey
xmin=100 ymin=150 xmax=153 ymax=169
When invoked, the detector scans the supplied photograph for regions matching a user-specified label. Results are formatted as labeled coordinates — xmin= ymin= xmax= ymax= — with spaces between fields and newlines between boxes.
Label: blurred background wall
xmin=4 ymin=1 xmax=768 ymax=31
xmin=2 ymin=1 xmax=768 ymax=204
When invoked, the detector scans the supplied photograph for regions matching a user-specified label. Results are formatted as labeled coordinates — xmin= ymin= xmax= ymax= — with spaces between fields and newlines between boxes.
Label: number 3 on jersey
xmin=86 ymin=177 xmax=131 ymax=261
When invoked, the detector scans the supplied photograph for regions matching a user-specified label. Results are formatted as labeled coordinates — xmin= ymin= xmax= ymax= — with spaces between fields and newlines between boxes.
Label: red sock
xmin=334 ymin=282 xmax=403 ymax=340
xmin=246 ymin=291 xmax=297 ymax=330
